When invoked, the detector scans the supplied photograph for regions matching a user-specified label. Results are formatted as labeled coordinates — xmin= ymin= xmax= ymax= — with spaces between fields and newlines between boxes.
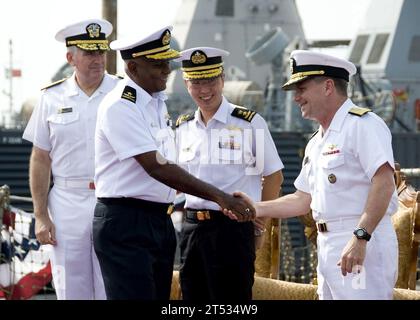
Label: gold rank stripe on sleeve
xmin=175 ymin=112 xmax=195 ymax=128
xmin=40 ymin=77 xmax=69 ymax=91
xmin=348 ymin=107 xmax=371 ymax=116
xmin=231 ymin=107 xmax=257 ymax=122
xmin=121 ymin=86 xmax=137 ymax=103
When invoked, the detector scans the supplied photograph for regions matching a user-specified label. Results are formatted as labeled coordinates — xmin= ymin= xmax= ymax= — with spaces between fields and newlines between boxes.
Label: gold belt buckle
xmin=167 ymin=204 xmax=174 ymax=215
xmin=196 ymin=210 xmax=211 ymax=221
xmin=316 ymin=220 xmax=328 ymax=232
xmin=197 ymin=211 xmax=205 ymax=220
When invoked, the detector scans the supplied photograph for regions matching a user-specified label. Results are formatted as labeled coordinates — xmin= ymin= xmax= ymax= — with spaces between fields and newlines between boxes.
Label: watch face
xmin=354 ymin=228 xmax=371 ymax=241
xmin=356 ymin=229 xmax=365 ymax=237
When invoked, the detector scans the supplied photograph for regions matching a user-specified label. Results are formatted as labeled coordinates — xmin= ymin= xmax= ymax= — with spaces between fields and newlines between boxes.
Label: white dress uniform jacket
xmin=95 ymin=78 xmax=176 ymax=203
xmin=22 ymin=73 xmax=120 ymax=299
xmin=177 ymin=96 xmax=284 ymax=209
xmin=294 ymin=99 xmax=398 ymax=300
xmin=295 ymin=98 xmax=398 ymax=221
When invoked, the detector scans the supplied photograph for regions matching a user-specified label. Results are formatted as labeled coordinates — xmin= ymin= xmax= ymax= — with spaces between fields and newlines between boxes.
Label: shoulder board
xmin=114 ymin=74 xmax=124 ymax=79
xmin=348 ymin=107 xmax=371 ymax=117
xmin=40 ymin=77 xmax=68 ymax=91
xmin=231 ymin=107 xmax=257 ymax=122
xmin=176 ymin=112 xmax=195 ymax=127
xmin=121 ymin=86 xmax=137 ymax=103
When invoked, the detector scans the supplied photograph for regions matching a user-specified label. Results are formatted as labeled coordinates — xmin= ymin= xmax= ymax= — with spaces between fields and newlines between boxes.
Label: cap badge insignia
xmin=162 ymin=30 xmax=171 ymax=45
xmin=86 ymin=23 xmax=101 ymax=38
xmin=191 ymin=51 xmax=207 ymax=65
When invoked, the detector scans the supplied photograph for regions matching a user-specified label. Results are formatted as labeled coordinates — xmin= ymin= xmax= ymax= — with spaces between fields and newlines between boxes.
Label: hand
xmin=221 ymin=191 xmax=256 ymax=222
xmin=218 ymin=192 xmax=255 ymax=222
xmin=35 ymin=214 xmax=57 ymax=245
xmin=337 ymin=236 xmax=367 ymax=276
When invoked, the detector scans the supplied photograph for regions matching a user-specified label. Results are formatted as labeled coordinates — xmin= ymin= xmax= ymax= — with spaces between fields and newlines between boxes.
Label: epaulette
xmin=115 ymin=74 xmax=124 ymax=79
xmin=176 ymin=112 xmax=195 ymax=127
xmin=121 ymin=86 xmax=136 ymax=103
xmin=40 ymin=77 xmax=68 ymax=91
xmin=231 ymin=106 xmax=257 ymax=122
xmin=348 ymin=107 xmax=371 ymax=117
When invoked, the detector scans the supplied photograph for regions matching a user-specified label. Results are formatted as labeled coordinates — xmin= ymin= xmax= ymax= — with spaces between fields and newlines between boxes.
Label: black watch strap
xmin=353 ymin=227 xmax=371 ymax=241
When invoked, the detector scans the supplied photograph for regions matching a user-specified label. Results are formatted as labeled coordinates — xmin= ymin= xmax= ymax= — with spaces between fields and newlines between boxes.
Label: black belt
xmin=98 ymin=197 xmax=174 ymax=215
xmin=186 ymin=209 xmax=225 ymax=222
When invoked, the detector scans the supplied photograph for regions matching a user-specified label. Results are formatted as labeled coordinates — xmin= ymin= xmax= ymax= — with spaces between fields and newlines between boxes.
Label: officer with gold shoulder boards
xmin=228 ymin=50 xmax=399 ymax=300
xmin=22 ymin=19 xmax=120 ymax=299
xmin=175 ymin=47 xmax=284 ymax=301
xmin=93 ymin=30 xmax=255 ymax=300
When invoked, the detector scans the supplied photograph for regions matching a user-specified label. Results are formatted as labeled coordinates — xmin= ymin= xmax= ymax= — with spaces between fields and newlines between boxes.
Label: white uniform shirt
xmin=95 ymin=78 xmax=176 ymax=203
xmin=294 ymin=99 xmax=398 ymax=221
xmin=23 ymin=73 xmax=120 ymax=179
xmin=177 ymin=96 xmax=284 ymax=210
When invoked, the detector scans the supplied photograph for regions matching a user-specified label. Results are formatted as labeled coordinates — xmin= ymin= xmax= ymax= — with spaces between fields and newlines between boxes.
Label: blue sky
xmin=0 ymin=0 xmax=370 ymax=119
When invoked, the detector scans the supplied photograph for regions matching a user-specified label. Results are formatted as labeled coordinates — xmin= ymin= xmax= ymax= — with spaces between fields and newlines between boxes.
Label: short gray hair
xmin=67 ymin=46 xmax=78 ymax=54
xmin=313 ymin=76 xmax=348 ymax=96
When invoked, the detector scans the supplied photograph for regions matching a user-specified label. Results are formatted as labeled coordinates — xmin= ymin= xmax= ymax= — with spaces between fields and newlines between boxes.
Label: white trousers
xmin=316 ymin=215 xmax=398 ymax=300
xmin=47 ymin=186 xmax=105 ymax=300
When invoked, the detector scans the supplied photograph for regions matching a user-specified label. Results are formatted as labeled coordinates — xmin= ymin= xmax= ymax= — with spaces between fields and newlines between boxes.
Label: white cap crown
xmin=55 ymin=18 xmax=112 ymax=51
xmin=282 ymin=50 xmax=357 ymax=90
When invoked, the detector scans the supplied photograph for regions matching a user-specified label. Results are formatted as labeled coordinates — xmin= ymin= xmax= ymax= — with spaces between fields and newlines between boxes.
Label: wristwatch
xmin=353 ymin=227 xmax=371 ymax=241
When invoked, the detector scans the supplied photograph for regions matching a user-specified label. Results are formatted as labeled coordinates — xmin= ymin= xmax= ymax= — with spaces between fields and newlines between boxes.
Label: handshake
xmin=219 ymin=191 xmax=257 ymax=222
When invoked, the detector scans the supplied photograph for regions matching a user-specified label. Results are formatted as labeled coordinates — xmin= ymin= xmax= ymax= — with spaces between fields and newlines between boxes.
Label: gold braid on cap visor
xmin=290 ymin=70 xmax=326 ymax=79
xmin=146 ymin=49 xmax=180 ymax=60
xmin=282 ymin=70 xmax=326 ymax=88
xmin=183 ymin=67 xmax=223 ymax=80
xmin=131 ymin=45 xmax=180 ymax=60
xmin=67 ymin=39 xmax=110 ymax=50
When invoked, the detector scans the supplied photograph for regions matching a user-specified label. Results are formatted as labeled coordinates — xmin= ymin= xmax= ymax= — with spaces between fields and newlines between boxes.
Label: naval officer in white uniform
xmin=175 ymin=47 xmax=284 ymax=300
xmin=93 ymin=27 xmax=255 ymax=300
xmin=227 ymin=50 xmax=398 ymax=300
xmin=23 ymin=18 xmax=120 ymax=299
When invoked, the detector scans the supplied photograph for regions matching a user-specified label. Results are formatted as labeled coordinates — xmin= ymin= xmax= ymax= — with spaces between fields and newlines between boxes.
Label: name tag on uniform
xmin=58 ymin=107 xmax=73 ymax=114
